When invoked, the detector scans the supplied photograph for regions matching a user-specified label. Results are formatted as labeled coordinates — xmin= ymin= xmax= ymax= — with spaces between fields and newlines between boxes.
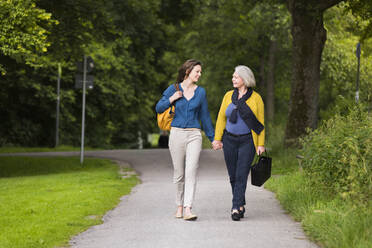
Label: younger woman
xmin=156 ymin=59 xmax=214 ymax=221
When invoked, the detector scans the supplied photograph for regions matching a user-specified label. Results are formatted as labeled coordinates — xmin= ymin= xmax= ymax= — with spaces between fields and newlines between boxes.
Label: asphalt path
xmin=4 ymin=149 xmax=318 ymax=248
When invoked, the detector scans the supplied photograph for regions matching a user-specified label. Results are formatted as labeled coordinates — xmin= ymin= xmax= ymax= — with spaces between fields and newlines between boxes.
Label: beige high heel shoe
xmin=183 ymin=212 xmax=197 ymax=221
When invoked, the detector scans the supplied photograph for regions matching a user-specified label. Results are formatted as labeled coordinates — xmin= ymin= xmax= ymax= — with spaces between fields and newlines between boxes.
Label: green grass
xmin=0 ymin=156 xmax=139 ymax=248
xmin=265 ymin=122 xmax=300 ymax=175
xmin=265 ymin=171 xmax=372 ymax=248
xmin=0 ymin=145 xmax=101 ymax=154
xmin=263 ymin=119 xmax=371 ymax=248
xmin=269 ymin=147 xmax=299 ymax=175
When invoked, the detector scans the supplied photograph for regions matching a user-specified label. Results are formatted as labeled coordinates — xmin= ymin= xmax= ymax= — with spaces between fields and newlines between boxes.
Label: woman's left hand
xmin=212 ymin=140 xmax=223 ymax=150
xmin=257 ymin=146 xmax=265 ymax=155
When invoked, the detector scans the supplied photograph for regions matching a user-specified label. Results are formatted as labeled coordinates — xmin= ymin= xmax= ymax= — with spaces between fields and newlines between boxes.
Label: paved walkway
xmin=5 ymin=149 xmax=318 ymax=248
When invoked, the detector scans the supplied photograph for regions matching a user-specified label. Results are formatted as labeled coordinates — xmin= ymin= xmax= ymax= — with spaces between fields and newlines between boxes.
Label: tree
xmin=171 ymin=0 xmax=291 ymax=125
xmin=284 ymin=0 xmax=344 ymax=146
xmin=0 ymin=0 xmax=56 ymax=74
xmin=0 ymin=0 xmax=186 ymax=147
xmin=346 ymin=0 xmax=372 ymax=41
xmin=319 ymin=4 xmax=372 ymax=119
xmin=248 ymin=2 xmax=291 ymax=123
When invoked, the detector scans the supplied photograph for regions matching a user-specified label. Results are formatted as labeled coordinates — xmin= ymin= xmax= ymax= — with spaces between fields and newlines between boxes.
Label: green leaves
xmin=319 ymin=5 xmax=372 ymax=120
xmin=346 ymin=0 xmax=372 ymax=41
xmin=0 ymin=0 xmax=372 ymax=150
xmin=0 ymin=0 xmax=57 ymax=74
xmin=301 ymin=104 xmax=372 ymax=204
xmin=0 ymin=0 xmax=171 ymax=148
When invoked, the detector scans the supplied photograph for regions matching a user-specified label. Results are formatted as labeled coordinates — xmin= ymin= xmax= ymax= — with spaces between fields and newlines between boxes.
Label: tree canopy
xmin=0 ymin=0 xmax=371 ymax=148
xmin=0 ymin=0 xmax=57 ymax=74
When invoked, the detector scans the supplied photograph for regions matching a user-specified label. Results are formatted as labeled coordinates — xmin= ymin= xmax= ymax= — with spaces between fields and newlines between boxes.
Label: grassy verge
xmin=0 ymin=145 xmax=101 ymax=153
xmin=266 ymin=162 xmax=372 ymax=248
xmin=0 ymin=156 xmax=139 ymax=248
xmin=269 ymin=147 xmax=299 ymax=175
xmin=265 ymin=122 xmax=300 ymax=175
xmin=264 ymin=119 xmax=371 ymax=247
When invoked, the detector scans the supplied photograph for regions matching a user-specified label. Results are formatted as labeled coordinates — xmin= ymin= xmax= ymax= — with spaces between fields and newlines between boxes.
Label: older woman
xmin=212 ymin=65 xmax=265 ymax=221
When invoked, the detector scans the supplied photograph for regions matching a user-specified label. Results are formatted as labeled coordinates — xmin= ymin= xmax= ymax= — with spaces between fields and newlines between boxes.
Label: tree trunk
xmin=266 ymin=39 xmax=277 ymax=122
xmin=284 ymin=0 xmax=342 ymax=147
xmin=259 ymin=51 xmax=266 ymax=89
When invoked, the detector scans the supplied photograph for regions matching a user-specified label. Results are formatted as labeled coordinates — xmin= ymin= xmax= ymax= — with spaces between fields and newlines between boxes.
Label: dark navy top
xmin=225 ymin=103 xmax=251 ymax=135
xmin=155 ymin=84 xmax=215 ymax=142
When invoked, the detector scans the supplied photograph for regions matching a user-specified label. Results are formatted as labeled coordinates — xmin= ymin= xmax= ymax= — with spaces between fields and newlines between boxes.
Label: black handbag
xmin=251 ymin=152 xmax=272 ymax=187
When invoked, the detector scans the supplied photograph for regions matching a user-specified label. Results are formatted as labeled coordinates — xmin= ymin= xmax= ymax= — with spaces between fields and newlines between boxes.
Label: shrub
xmin=300 ymin=105 xmax=372 ymax=203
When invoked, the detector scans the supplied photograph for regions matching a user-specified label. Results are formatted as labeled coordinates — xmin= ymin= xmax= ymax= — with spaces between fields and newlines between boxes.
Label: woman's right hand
xmin=169 ymin=90 xmax=183 ymax=104
xmin=212 ymin=140 xmax=223 ymax=150
xmin=257 ymin=146 xmax=265 ymax=155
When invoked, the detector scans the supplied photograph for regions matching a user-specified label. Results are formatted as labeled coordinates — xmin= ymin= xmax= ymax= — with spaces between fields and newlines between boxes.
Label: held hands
xmin=212 ymin=140 xmax=223 ymax=150
xmin=169 ymin=91 xmax=183 ymax=104
xmin=257 ymin=146 xmax=265 ymax=156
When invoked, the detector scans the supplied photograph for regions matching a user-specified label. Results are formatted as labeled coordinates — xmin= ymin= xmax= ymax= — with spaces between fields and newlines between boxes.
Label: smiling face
xmin=232 ymin=72 xmax=245 ymax=89
xmin=187 ymin=65 xmax=202 ymax=83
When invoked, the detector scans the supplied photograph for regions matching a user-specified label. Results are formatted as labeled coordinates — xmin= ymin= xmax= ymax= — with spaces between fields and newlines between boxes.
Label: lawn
xmin=0 ymin=146 xmax=96 ymax=154
xmin=0 ymin=156 xmax=139 ymax=248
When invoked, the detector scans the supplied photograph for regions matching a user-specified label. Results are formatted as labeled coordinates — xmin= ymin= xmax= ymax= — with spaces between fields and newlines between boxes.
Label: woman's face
xmin=232 ymin=72 xmax=245 ymax=89
xmin=187 ymin=65 xmax=202 ymax=83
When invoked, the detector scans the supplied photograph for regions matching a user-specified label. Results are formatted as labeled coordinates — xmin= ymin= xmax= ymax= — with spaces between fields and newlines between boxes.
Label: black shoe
xmin=239 ymin=207 xmax=245 ymax=219
xmin=231 ymin=211 xmax=240 ymax=221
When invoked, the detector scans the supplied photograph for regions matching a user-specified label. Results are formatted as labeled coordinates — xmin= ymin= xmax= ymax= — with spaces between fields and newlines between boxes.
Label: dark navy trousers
xmin=222 ymin=132 xmax=256 ymax=210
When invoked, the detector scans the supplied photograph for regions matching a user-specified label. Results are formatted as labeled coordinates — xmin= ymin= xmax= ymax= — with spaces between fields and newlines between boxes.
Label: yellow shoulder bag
xmin=157 ymin=84 xmax=179 ymax=131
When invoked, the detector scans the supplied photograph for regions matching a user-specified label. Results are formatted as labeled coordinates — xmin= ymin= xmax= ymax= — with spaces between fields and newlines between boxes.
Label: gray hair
xmin=235 ymin=65 xmax=256 ymax=87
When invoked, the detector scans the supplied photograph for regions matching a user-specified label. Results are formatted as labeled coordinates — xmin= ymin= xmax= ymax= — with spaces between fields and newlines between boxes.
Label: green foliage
xmin=0 ymin=145 xmax=97 ymax=153
xmin=0 ymin=0 xmax=169 ymax=148
xmin=320 ymin=5 xmax=372 ymax=120
xmin=0 ymin=156 xmax=138 ymax=248
xmin=171 ymin=0 xmax=292 ymax=122
xmin=346 ymin=0 xmax=372 ymax=41
xmin=300 ymin=105 xmax=372 ymax=203
xmin=1 ymin=0 xmax=372 ymax=149
xmin=266 ymin=121 xmax=299 ymax=175
xmin=0 ymin=0 xmax=57 ymax=74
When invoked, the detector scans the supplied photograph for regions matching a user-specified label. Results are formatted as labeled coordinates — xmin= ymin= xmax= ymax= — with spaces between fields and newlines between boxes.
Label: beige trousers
xmin=169 ymin=127 xmax=202 ymax=207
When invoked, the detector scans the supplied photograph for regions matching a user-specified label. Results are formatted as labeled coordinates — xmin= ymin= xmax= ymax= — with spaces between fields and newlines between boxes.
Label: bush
xmin=300 ymin=105 xmax=372 ymax=203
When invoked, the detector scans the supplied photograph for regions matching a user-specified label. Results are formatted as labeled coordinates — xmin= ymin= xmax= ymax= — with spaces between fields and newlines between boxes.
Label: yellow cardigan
xmin=214 ymin=90 xmax=265 ymax=151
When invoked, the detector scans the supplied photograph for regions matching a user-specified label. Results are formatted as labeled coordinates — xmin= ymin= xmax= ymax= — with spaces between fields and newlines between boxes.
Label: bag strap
xmin=169 ymin=83 xmax=180 ymax=113
xmin=171 ymin=83 xmax=180 ymax=106
xmin=172 ymin=84 xmax=180 ymax=104
xmin=252 ymin=155 xmax=259 ymax=167
xmin=252 ymin=150 xmax=269 ymax=167
xmin=260 ymin=150 xmax=269 ymax=157
xmin=258 ymin=150 xmax=270 ymax=160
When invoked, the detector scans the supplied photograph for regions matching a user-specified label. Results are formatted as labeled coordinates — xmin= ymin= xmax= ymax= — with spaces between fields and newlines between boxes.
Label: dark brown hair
xmin=176 ymin=59 xmax=202 ymax=83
